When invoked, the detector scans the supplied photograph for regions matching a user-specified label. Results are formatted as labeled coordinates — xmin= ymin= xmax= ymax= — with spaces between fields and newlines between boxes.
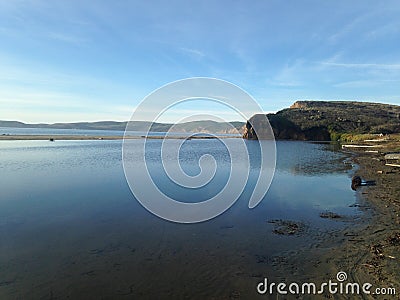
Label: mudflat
xmin=272 ymin=139 xmax=400 ymax=298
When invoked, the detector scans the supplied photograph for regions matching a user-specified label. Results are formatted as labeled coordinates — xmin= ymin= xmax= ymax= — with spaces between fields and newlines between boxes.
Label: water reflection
xmin=276 ymin=141 xmax=352 ymax=175
xmin=0 ymin=139 xmax=359 ymax=299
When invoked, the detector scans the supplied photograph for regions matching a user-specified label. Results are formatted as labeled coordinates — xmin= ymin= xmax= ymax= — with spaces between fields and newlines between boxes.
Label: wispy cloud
xmin=47 ymin=32 xmax=89 ymax=44
xmin=0 ymin=89 xmax=104 ymax=110
xmin=267 ymin=60 xmax=306 ymax=88
xmin=1 ymin=1 xmax=400 ymax=121
xmin=179 ymin=47 xmax=205 ymax=58
xmin=365 ymin=21 xmax=400 ymax=40
xmin=333 ymin=79 xmax=400 ymax=88
xmin=0 ymin=56 xmax=135 ymax=93
xmin=326 ymin=6 xmax=399 ymax=45
xmin=327 ymin=14 xmax=370 ymax=44
xmin=321 ymin=62 xmax=400 ymax=70
xmin=0 ymin=91 xmax=132 ymax=122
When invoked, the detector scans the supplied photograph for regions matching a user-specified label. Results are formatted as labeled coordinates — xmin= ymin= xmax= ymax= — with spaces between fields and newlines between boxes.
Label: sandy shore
xmin=341 ymin=143 xmax=400 ymax=292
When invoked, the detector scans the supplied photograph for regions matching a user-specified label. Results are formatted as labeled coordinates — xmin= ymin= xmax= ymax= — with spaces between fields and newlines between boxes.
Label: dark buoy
xmin=49 ymin=138 xmax=54 ymax=142
xmin=351 ymin=175 xmax=362 ymax=190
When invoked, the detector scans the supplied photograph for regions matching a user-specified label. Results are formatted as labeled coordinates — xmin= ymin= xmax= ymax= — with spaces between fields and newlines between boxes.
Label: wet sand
xmin=340 ymin=142 xmax=400 ymax=293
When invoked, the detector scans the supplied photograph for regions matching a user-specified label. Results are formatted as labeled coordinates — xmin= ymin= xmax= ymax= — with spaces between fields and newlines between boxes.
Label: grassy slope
xmin=279 ymin=101 xmax=400 ymax=139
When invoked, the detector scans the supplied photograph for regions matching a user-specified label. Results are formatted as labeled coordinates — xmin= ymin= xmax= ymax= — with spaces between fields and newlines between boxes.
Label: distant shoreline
xmin=0 ymin=134 xmax=241 ymax=141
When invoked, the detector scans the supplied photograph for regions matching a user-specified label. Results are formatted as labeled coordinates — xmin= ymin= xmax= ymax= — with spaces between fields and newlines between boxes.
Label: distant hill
xmin=0 ymin=120 xmax=245 ymax=135
xmin=244 ymin=101 xmax=400 ymax=140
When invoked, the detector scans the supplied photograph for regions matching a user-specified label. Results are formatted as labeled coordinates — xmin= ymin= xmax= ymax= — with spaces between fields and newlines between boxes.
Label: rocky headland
xmin=244 ymin=101 xmax=400 ymax=140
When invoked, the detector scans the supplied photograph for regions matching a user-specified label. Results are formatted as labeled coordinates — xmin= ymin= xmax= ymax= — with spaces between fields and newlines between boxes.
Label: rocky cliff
xmin=243 ymin=101 xmax=400 ymax=140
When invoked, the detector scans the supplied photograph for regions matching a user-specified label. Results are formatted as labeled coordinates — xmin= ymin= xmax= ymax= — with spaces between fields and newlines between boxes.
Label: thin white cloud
xmin=326 ymin=7 xmax=398 ymax=45
xmin=0 ymin=57 xmax=140 ymax=98
xmin=365 ymin=22 xmax=400 ymax=40
xmin=0 ymin=109 xmax=129 ymax=123
xmin=0 ymin=88 xmax=135 ymax=123
xmin=321 ymin=62 xmax=400 ymax=70
xmin=0 ymin=89 xmax=102 ymax=108
xmin=47 ymin=32 xmax=88 ymax=44
xmin=179 ymin=47 xmax=205 ymax=58
xmin=267 ymin=60 xmax=306 ymax=88
xmin=327 ymin=14 xmax=370 ymax=44
xmin=0 ymin=93 xmax=132 ymax=123
xmin=333 ymin=79 xmax=400 ymax=88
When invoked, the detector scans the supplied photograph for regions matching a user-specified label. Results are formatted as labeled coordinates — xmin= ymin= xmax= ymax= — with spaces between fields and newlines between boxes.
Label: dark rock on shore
xmin=351 ymin=175 xmax=362 ymax=190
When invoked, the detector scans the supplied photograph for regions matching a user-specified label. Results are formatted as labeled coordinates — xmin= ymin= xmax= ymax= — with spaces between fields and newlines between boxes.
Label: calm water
xmin=0 ymin=138 xmax=359 ymax=299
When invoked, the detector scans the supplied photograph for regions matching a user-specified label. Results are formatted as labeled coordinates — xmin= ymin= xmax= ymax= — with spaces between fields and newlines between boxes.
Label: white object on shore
xmin=385 ymin=163 xmax=400 ymax=168
xmin=385 ymin=153 xmax=400 ymax=160
xmin=385 ymin=153 xmax=400 ymax=168
xmin=364 ymin=139 xmax=389 ymax=142
xmin=342 ymin=144 xmax=383 ymax=149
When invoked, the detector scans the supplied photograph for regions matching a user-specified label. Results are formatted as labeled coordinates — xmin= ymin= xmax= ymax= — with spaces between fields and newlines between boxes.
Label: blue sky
xmin=0 ymin=0 xmax=399 ymax=123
